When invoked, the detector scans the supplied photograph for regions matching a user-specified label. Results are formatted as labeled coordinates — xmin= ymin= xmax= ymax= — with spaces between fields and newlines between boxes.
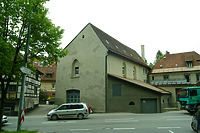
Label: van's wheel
xmin=191 ymin=122 xmax=197 ymax=132
xmin=51 ymin=114 xmax=58 ymax=120
xmin=77 ymin=114 xmax=84 ymax=120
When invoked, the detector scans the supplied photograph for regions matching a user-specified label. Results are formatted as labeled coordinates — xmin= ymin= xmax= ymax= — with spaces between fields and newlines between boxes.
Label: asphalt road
xmin=2 ymin=105 xmax=195 ymax=133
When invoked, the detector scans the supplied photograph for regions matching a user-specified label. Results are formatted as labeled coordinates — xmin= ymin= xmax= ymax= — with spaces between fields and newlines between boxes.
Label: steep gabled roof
xmin=151 ymin=51 xmax=200 ymax=74
xmin=108 ymin=73 xmax=170 ymax=94
xmin=65 ymin=23 xmax=149 ymax=68
xmin=89 ymin=23 xmax=149 ymax=68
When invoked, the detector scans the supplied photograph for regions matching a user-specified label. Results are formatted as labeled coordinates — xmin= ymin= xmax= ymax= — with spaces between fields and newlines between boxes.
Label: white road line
xmin=105 ymin=118 xmax=138 ymax=122
xmin=162 ymin=116 xmax=189 ymax=118
xmin=60 ymin=121 xmax=76 ymax=123
xmin=167 ymin=118 xmax=191 ymax=121
xmin=157 ymin=127 xmax=181 ymax=129
xmin=70 ymin=129 xmax=91 ymax=131
xmin=105 ymin=118 xmax=136 ymax=121
xmin=169 ymin=130 xmax=174 ymax=133
xmin=105 ymin=120 xmax=138 ymax=122
xmin=42 ymin=121 xmax=58 ymax=124
xmin=42 ymin=121 xmax=76 ymax=124
xmin=113 ymin=128 xmax=135 ymax=130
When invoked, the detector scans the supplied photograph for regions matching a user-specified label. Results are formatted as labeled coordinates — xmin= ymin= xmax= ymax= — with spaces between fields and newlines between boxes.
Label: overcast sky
xmin=45 ymin=0 xmax=200 ymax=63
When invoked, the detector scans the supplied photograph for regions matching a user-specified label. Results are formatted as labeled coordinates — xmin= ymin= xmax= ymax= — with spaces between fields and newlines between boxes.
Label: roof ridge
xmin=89 ymin=23 xmax=149 ymax=68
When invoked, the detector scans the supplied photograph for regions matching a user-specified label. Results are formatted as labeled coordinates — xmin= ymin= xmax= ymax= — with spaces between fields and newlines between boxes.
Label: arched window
xmin=72 ymin=59 xmax=80 ymax=77
xmin=133 ymin=66 xmax=137 ymax=79
xmin=122 ymin=62 xmax=127 ymax=77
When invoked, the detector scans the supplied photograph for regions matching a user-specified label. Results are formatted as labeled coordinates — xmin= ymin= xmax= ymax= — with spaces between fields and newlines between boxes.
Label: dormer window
xmin=47 ymin=73 xmax=52 ymax=78
xmin=186 ymin=61 xmax=193 ymax=68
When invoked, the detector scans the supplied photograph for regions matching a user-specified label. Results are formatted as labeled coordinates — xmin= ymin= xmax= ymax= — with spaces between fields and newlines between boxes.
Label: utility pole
xmin=17 ymin=7 xmax=32 ymax=131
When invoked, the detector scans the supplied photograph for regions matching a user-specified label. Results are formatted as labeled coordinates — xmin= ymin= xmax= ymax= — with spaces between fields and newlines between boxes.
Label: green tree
xmin=0 ymin=0 xmax=67 ymax=130
xmin=39 ymin=89 xmax=48 ymax=102
xmin=154 ymin=50 xmax=164 ymax=64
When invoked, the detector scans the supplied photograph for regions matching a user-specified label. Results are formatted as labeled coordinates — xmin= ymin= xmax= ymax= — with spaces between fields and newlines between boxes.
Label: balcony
xmin=150 ymin=79 xmax=190 ymax=86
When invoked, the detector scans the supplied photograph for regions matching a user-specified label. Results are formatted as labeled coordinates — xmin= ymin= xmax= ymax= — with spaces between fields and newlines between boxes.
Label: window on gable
xmin=112 ymin=84 xmax=121 ymax=96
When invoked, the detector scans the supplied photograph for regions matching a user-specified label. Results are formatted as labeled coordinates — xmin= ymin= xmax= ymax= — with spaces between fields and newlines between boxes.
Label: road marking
xmin=42 ymin=121 xmax=76 ymax=124
xmin=42 ymin=121 xmax=58 ymax=124
xmin=162 ymin=116 xmax=189 ymax=118
xmin=113 ymin=128 xmax=135 ymax=130
xmin=70 ymin=129 xmax=91 ymax=131
xmin=167 ymin=118 xmax=191 ymax=121
xmin=106 ymin=120 xmax=138 ymax=122
xmin=60 ymin=121 xmax=76 ymax=124
xmin=157 ymin=127 xmax=181 ymax=129
xmin=105 ymin=118 xmax=136 ymax=121
xmin=169 ymin=130 xmax=174 ymax=133
xmin=105 ymin=118 xmax=138 ymax=122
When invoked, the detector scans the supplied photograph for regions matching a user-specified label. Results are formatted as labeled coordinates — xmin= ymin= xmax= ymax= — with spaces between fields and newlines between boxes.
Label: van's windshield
xmin=179 ymin=89 xmax=188 ymax=98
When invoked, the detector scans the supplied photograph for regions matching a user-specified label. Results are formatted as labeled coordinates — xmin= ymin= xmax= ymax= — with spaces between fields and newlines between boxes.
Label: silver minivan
xmin=47 ymin=103 xmax=89 ymax=120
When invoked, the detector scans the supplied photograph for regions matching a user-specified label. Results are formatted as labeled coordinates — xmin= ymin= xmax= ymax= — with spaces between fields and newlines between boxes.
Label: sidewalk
xmin=26 ymin=104 xmax=57 ymax=116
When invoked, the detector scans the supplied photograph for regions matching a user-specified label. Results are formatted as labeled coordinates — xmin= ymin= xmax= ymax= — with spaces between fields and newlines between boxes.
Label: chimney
xmin=141 ymin=45 xmax=145 ymax=61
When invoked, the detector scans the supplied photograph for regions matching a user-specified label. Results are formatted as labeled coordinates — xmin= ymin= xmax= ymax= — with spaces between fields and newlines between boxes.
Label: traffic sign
xmin=20 ymin=109 xmax=25 ymax=124
xmin=20 ymin=67 xmax=32 ymax=75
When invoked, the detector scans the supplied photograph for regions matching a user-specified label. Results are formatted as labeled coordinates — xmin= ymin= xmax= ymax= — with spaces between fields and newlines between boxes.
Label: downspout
xmin=159 ymin=94 xmax=162 ymax=113
xmin=105 ymin=53 xmax=109 ymax=113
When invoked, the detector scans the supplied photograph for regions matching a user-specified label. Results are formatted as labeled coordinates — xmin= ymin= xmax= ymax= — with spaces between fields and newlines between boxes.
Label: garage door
xmin=141 ymin=99 xmax=157 ymax=113
xmin=66 ymin=90 xmax=80 ymax=103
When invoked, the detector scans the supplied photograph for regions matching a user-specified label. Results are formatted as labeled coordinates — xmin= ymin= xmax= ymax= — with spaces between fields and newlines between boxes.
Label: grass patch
xmin=1 ymin=130 xmax=37 ymax=133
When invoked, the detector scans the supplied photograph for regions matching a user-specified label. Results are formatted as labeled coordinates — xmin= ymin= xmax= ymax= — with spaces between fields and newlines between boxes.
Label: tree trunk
xmin=0 ymin=85 xmax=6 ymax=131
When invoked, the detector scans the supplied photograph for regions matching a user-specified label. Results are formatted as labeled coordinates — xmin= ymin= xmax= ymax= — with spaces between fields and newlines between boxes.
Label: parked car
xmin=47 ymin=103 xmax=89 ymax=120
xmin=2 ymin=115 xmax=8 ymax=124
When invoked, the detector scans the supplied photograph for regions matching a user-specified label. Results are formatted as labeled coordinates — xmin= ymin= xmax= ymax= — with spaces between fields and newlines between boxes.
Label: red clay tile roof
xmin=36 ymin=67 xmax=57 ymax=81
xmin=108 ymin=73 xmax=170 ymax=94
xmin=151 ymin=51 xmax=200 ymax=73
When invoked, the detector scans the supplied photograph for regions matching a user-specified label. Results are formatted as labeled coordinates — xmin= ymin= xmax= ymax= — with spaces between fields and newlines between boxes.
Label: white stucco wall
xmin=107 ymin=54 xmax=149 ymax=82
xmin=56 ymin=24 xmax=108 ymax=112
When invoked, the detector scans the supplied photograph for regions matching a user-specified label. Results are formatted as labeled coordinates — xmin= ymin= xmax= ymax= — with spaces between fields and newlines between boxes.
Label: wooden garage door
xmin=141 ymin=99 xmax=157 ymax=113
